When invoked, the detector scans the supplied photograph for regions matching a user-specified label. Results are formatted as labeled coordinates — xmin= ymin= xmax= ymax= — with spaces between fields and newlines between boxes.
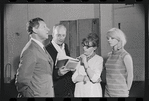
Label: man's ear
xmin=33 ymin=27 xmax=38 ymax=34
xmin=52 ymin=28 xmax=57 ymax=38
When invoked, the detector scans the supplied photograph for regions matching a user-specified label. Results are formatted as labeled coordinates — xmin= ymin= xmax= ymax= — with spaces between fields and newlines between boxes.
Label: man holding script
xmin=46 ymin=24 xmax=75 ymax=97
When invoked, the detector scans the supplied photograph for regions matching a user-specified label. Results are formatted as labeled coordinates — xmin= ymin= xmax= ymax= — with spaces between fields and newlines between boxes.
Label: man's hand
xmin=58 ymin=66 xmax=70 ymax=76
xmin=70 ymin=68 xmax=76 ymax=71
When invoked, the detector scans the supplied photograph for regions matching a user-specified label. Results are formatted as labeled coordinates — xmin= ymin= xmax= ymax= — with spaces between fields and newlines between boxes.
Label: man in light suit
xmin=15 ymin=17 xmax=54 ymax=97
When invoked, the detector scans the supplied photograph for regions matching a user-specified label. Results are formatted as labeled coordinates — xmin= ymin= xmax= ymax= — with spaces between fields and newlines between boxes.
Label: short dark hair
xmin=26 ymin=17 xmax=44 ymax=35
xmin=82 ymin=33 xmax=99 ymax=47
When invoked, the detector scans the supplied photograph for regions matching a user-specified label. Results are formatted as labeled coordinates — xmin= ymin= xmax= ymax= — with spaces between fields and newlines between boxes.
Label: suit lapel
xmin=31 ymin=40 xmax=54 ymax=71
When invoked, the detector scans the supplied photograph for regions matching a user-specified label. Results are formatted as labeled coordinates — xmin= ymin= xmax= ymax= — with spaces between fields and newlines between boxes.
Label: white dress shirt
xmin=51 ymin=40 xmax=67 ymax=65
xmin=30 ymin=37 xmax=45 ymax=52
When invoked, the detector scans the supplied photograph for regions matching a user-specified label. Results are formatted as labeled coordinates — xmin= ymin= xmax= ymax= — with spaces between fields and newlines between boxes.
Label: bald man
xmin=46 ymin=24 xmax=75 ymax=97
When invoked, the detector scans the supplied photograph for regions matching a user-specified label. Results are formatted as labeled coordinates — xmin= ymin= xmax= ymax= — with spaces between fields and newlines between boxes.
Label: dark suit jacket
xmin=46 ymin=42 xmax=75 ymax=97
xmin=15 ymin=40 xmax=54 ymax=97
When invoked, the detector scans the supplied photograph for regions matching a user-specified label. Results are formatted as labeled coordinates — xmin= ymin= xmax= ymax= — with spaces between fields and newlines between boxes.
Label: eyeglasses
xmin=82 ymin=44 xmax=93 ymax=49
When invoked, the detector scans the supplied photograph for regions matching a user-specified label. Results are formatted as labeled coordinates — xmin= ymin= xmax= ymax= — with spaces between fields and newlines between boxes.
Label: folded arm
xmin=72 ymin=63 xmax=90 ymax=83
xmin=84 ymin=57 xmax=103 ymax=83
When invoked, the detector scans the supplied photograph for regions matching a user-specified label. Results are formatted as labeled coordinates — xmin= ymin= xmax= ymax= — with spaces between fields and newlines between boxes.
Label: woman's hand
xmin=84 ymin=75 xmax=90 ymax=81
xmin=80 ymin=54 xmax=87 ymax=65
xmin=83 ymin=75 xmax=90 ymax=84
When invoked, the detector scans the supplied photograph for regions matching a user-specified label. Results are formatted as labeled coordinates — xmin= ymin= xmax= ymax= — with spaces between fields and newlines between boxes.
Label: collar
xmin=51 ymin=40 xmax=65 ymax=51
xmin=30 ymin=37 xmax=45 ymax=52
xmin=112 ymin=48 xmax=123 ymax=54
xmin=87 ymin=52 xmax=96 ymax=61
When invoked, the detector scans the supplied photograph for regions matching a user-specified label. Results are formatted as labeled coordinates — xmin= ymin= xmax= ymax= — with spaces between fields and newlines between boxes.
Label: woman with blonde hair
xmin=105 ymin=28 xmax=133 ymax=97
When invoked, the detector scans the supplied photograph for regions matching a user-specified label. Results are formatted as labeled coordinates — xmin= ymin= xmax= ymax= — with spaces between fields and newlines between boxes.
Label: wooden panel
xmin=60 ymin=19 xmax=100 ymax=58
xmin=60 ymin=20 xmax=77 ymax=58
xmin=69 ymin=21 xmax=77 ymax=58
xmin=78 ymin=19 xmax=92 ymax=55
xmin=5 ymin=4 xmax=28 ymax=80
xmin=92 ymin=18 xmax=100 ymax=55
xmin=78 ymin=18 xmax=100 ymax=56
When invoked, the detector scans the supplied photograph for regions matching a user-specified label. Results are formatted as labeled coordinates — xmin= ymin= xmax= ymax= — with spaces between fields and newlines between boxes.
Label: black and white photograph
xmin=3 ymin=4 xmax=145 ymax=98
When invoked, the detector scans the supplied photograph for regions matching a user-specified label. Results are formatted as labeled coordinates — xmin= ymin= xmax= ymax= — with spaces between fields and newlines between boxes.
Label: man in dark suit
xmin=15 ymin=17 xmax=54 ymax=97
xmin=46 ymin=24 xmax=75 ymax=97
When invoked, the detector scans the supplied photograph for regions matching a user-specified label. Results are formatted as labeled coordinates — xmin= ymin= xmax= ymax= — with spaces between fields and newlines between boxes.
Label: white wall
xmin=114 ymin=4 xmax=145 ymax=81
xmin=100 ymin=4 xmax=145 ymax=81
xmin=4 ymin=4 xmax=144 ymax=81
xmin=100 ymin=4 xmax=113 ymax=58
xmin=28 ymin=4 xmax=99 ymax=35
xmin=4 ymin=4 xmax=100 ymax=80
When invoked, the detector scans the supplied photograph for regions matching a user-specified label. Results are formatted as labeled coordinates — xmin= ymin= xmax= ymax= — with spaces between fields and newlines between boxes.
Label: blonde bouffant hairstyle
xmin=107 ymin=28 xmax=127 ymax=49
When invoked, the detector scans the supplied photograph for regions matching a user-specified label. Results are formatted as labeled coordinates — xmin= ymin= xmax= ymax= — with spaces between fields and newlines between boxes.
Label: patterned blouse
xmin=105 ymin=48 xmax=130 ymax=97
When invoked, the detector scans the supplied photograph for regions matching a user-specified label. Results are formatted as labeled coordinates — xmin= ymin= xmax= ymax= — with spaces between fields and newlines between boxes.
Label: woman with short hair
xmin=72 ymin=33 xmax=103 ymax=97
xmin=105 ymin=28 xmax=133 ymax=97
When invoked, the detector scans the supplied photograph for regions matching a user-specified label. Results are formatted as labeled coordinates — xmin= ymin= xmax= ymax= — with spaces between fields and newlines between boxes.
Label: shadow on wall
xmin=101 ymin=57 xmax=108 ymax=82
xmin=13 ymin=56 xmax=20 ymax=75
xmin=11 ymin=55 xmax=20 ymax=84
xmin=100 ymin=57 xmax=108 ymax=96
